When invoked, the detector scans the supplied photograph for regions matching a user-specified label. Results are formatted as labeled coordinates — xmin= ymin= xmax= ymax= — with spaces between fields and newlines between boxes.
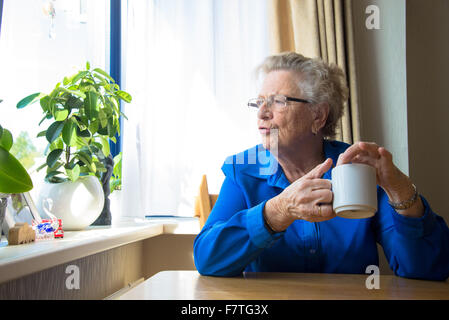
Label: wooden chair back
xmin=194 ymin=175 xmax=218 ymax=229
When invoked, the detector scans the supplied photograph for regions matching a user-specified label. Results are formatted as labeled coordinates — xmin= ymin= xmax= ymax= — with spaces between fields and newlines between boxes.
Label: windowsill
xmin=0 ymin=217 xmax=200 ymax=284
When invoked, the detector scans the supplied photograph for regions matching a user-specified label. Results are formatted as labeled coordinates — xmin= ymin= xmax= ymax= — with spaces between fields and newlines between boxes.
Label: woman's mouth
xmin=259 ymin=127 xmax=271 ymax=134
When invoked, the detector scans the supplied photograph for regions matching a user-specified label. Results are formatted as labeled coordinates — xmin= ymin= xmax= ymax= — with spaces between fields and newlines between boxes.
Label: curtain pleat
xmin=268 ymin=0 xmax=360 ymax=144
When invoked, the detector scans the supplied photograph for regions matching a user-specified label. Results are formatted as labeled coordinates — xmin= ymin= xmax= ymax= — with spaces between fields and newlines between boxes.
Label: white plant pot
xmin=37 ymin=175 xmax=105 ymax=230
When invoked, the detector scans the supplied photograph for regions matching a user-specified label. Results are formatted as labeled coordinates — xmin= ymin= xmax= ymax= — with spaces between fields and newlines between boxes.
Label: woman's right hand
xmin=264 ymin=158 xmax=335 ymax=232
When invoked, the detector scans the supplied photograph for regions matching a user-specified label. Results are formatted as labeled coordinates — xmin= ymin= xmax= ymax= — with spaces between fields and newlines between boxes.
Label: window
xmin=0 ymin=0 xmax=270 ymax=220
xmin=0 ymin=0 xmax=109 ymax=197
xmin=120 ymin=0 xmax=269 ymax=217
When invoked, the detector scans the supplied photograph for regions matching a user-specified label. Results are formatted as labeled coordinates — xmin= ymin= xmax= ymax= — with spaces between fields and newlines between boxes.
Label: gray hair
xmin=256 ymin=52 xmax=349 ymax=138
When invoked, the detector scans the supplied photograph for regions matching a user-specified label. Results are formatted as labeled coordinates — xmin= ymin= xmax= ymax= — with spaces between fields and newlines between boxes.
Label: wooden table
xmin=119 ymin=270 xmax=449 ymax=300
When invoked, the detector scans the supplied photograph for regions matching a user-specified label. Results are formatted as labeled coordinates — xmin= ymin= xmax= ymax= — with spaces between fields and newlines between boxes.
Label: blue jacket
xmin=193 ymin=140 xmax=449 ymax=280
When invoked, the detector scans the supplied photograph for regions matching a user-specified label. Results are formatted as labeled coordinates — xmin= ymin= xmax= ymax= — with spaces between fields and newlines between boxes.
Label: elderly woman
xmin=193 ymin=52 xmax=449 ymax=280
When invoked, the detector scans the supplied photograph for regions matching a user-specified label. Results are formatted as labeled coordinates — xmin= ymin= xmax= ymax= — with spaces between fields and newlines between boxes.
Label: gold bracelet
xmin=388 ymin=184 xmax=418 ymax=210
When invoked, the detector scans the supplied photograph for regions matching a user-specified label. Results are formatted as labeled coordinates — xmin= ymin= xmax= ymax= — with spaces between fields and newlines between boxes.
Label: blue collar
xmin=239 ymin=139 xmax=349 ymax=189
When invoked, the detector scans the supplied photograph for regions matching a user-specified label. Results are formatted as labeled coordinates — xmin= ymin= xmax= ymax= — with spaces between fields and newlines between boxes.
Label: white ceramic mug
xmin=331 ymin=163 xmax=377 ymax=219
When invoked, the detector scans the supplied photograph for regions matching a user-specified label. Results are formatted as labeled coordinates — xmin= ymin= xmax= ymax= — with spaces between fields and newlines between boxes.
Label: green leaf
xmin=75 ymin=136 xmax=89 ymax=149
xmin=91 ymin=142 xmax=103 ymax=150
xmin=47 ymin=176 xmax=68 ymax=183
xmin=119 ymin=111 xmax=129 ymax=120
xmin=86 ymin=61 xmax=91 ymax=70
xmin=71 ymin=70 xmax=90 ymax=85
xmin=78 ymin=150 xmax=97 ymax=173
xmin=62 ymin=119 xmax=77 ymax=146
xmin=76 ymin=126 xmax=91 ymax=138
xmin=17 ymin=93 xmax=44 ymax=109
xmin=0 ymin=128 xmax=13 ymax=151
xmin=35 ymin=162 xmax=47 ymax=172
xmin=92 ymin=73 xmax=108 ymax=84
xmin=46 ymin=121 xmax=65 ymax=143
xmin=115 ymin=90 xmax=132 ymax=103
xmin=66 ymin=164 xmax=80 ymax=182
xmin=48 ymin=138 xmax=64 ymax=152
xmin=105 ymin=96 xmax=119 ymax=116
xmin=47 ymin=160 xmax=63 ymax=172
xmin=103 ymin=104 xmax=113 ymax=117
xmin=57 ymin=87 xmax=86 ymax=99
xmin=72 ymin=116 xmax=87 ymax=131
xmin=100 ymin=136 xmax=110 ymax=157
xmin=0 ymin=146 xmax=33 ymax=193
xmin=93 ymin=68 xmax=115 ymax=83
xmin=85 ymin=91 xmax=99 ymax=119
xmin=89 ymin=120 xmax=100 ymax=135
xmin=45 ymin=170 xmax=64 ymax=181
xmin=76 ymin=151 xmax=92 ymax=165
xmin=46 ymin=148 xmax=63 ymax=168
xmin=66 ymin=96 xmax=83 ymax=110
xmin=90 ymin=161 xmax=96 ymax=173
xmin=0 ymin=124 xmax=3 ymax=138
xmin=38 ymin=113 xmax=52 ymax=126
xmin=110 ymin=179 xmax=121 ymax=191
xmin=107 ymin=117 xmax=117 ymax=138
xmin=36 ymin=130 xmax=47 ymax=138
xmin=113 ymin=152 xmax=122 ymax=177
xmin=54 ymin=109 xmax=69 ymax=121
xmin=98 ymin=109 xmax=108 ymax=129
xmin=115 ymin=117 xmax=121 ymax=136
xmin=40 ymin=96 xmax=51 ymax=112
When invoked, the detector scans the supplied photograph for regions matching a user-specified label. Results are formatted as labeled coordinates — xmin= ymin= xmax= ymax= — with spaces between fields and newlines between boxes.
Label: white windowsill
xmin=0 ymin=217 xmax=200 ymax=284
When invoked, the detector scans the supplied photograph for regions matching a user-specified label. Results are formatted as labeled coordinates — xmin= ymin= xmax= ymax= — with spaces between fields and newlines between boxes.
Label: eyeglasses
xmin=247 ymin=94 xmax=310 ymax=111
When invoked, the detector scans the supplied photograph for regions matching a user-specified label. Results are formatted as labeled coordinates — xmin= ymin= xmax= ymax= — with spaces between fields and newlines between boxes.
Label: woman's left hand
xmin=336 ymin=141 xmax=423 ymax=217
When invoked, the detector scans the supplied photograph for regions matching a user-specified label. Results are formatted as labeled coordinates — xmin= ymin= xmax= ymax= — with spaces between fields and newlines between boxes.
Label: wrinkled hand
xmin=265 ymin=158 xmax=335 ymax=230
xmin=336 ymin=142 xmax=424 ymax=218
xmin=336 ymin=141 xmax=407 ymax=195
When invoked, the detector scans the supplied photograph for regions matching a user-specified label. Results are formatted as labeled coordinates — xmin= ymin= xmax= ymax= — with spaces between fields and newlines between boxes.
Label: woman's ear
xmin=312 ymin=103 xmax=330 ymax=133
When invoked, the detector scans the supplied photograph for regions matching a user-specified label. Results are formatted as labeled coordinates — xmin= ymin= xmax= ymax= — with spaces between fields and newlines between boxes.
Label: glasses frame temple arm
xmin=286 ymin=97 xmax=311 ymax=104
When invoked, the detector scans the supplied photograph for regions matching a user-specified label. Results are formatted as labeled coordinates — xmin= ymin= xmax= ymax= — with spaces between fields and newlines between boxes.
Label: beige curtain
xmin=268 ymin=0 xmax=360 ymax=144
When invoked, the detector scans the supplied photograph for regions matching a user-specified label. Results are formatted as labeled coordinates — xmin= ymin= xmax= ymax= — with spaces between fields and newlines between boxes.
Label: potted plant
xmin=17 ymin=62 xmax=132 ymax=230
xmin=0 ymin=120 xmax=34 ymax=228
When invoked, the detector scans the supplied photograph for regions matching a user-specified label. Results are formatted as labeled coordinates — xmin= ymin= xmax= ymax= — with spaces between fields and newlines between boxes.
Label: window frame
xmin=109 ymin=0 xmax=122 ymax=158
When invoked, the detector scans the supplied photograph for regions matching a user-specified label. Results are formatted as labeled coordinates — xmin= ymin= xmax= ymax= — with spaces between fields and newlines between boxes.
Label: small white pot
xmin=37 ymin=175 xmax=105 ymax=230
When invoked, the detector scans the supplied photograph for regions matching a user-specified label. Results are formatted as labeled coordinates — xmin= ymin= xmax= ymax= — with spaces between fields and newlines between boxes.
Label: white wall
xmin=351 ymin=0 xmax=449 ymax=275
xmin=352 ymin=0 xmax=449 ymax=222
xmin=352 ymin=0 xmax=409 ymax=175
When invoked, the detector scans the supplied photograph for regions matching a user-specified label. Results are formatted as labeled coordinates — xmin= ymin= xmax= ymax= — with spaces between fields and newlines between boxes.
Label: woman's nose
xmin=257 ymin=101 xmax=273 ymax=120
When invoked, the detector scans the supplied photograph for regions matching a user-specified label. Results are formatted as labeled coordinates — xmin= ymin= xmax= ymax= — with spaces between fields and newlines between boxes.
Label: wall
xmin=352 ymin=0 xmax=409 ymax=174
xmin=0 ymin=234 xmax=197 ymax=299
xmin=0 ymin=241 xmax=144 ymax=299
xmin=406 ymin=0 xmax=449 ymax=224
xmin=352 ymin=0 xmax=407 ymax=275
xmin=143 ymin=234 xmax=197 ymax=278
xmin=352 ymin=0 xmax=449 ymax=221
xmin=352 ymin=0 xmax=449 ymax=275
